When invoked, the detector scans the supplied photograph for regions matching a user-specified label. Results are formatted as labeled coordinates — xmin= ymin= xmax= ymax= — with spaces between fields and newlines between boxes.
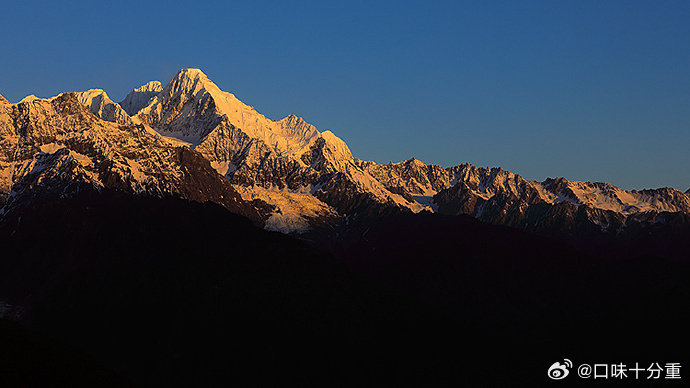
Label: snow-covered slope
xmin=119 ymin=81 xmax=163 ymax=116
xmin=135 ymin=69 xmax=327 ymax=158
xmin=233 ymin=184 xmax=337 ymax=232
xmin=0 ymin=93 xmax=269 ymax=224
xmin=19 ymin=95 xmax=41 ymax=103
xmin=133 ymin=69 xmax=355 ymax=167
xmin=131 ymin=69 xmax=415 ymax=228
xmin=76 ymin=89 xmax=133 ymax=125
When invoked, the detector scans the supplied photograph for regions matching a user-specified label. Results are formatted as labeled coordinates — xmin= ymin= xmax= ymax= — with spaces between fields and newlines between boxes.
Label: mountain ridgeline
xmin=1 ymin=70 xmax=690 ymax=385
xmin=1 ymin=69 xmax=689 ymax=239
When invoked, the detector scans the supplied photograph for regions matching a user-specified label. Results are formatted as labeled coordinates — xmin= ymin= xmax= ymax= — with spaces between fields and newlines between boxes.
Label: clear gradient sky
xmin=1 ymin=1 xmax=688 ymax=190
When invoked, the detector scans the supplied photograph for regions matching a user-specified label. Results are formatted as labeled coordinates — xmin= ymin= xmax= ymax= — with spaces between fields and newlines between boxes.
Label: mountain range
xmin=2 ymin=69 xmax=689 ymax=385
xmin=1 ymin=69 xmax=688 ymax=237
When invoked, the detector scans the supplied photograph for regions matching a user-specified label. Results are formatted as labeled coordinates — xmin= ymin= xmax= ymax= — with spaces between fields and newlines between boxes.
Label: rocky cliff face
xmin=2 ymin=69 xmax=688 ymax=235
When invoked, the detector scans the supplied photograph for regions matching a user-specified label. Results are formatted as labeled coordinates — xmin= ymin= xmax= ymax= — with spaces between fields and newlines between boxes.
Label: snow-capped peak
xmin=19 ymin=95 xmax=41 ymax=103
xmin=135 ymin=68 xmax=349 ymax=162
xmin=404 ymin=158 xmax=427 ymax=168
xmin=134 ymin=81 xmax=163 ymax=93
xmin=75 ymin=89 xmax=132 ymax=125
xmin=120 ymin=81 xmax=163 ymax=116
xmin=76 ymin=88 xmax=112 ymax=105
xmin=165 ymin=68 xmax=212 ymax=95
xmin=321 ymin=130 xmax=353 ymax=161
xmin=177 ymin=68 xmax=206 ymax=78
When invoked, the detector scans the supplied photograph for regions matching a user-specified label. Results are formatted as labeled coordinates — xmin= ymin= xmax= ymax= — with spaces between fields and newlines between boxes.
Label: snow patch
xmin=233 ymin=184 xmax=337 ymax=233
xmin=19 ymin=95 xmax=41 ymax=103
xmin=210 ymin=161 xmax=236 ymax=176
xmin=68 ymin=151 xmax=93 ymax=167
xmin=39 ymin=143 xmax=64 ymax=154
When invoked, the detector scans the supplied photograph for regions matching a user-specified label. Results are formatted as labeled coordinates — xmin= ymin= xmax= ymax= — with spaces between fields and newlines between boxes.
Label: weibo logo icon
xmin=547 ymin=359 xmax=572 ymax=380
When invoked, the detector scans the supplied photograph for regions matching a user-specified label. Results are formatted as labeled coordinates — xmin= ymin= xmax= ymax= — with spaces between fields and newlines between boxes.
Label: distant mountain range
xmin=1 ymin=69 xmax=688 ymax=236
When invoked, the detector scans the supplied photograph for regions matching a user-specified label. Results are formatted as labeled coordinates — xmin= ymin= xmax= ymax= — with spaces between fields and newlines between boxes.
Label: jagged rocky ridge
xmin=1 ymin=69 xmax=688 ymax=234
xmin=0 ymin=92 xmax=270 ymax=224
xmin=359 ymin=160 xmax=690 ymax=234
xmin=130 ymin=69 xmax=413 ymax=230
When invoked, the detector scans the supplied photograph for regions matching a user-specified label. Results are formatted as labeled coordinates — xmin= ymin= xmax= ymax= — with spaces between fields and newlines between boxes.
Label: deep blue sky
xmin=1 ymin=1 xmax=688 ymax=190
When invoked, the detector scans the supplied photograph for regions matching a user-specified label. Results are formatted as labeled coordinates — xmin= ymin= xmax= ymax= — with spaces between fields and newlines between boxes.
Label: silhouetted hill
xmin=325 ymin=212 xmax=690 ymax=383
xmin=0 ymin=319 xmax=129 ymax=386
xmin=0 ymin=191 xmax=455 ymax=385
xmin=1 ymin=192 xmax=688 ymax=385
